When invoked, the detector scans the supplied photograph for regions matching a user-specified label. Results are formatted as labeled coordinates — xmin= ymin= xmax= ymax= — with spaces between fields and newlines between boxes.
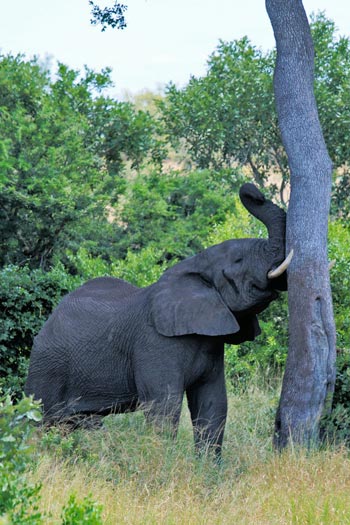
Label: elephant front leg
xmin=186 ymin=369 xmax=227 ymax=460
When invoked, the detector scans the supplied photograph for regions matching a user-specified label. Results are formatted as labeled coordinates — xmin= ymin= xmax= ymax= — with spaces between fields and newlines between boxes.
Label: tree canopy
xmin=0 ymin=55 xmax=163 ymax=268
xmin=160 ymin=12 xmax=350 ymax=208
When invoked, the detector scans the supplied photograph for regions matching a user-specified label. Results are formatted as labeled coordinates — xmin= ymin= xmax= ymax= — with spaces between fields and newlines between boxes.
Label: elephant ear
xmin=150 ymin=272 xmax=240 ymax=337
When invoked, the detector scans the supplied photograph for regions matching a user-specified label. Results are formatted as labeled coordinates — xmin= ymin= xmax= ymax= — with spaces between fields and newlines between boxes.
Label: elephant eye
xmin=234 ymin=258 xmax=242 ymax=264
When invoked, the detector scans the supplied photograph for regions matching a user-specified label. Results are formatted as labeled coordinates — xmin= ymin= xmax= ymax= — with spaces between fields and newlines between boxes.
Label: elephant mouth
xmin=250 ymin=290 xmax=279 ymax=314
xmin=251 ymin=281 xmax=279 ymax=303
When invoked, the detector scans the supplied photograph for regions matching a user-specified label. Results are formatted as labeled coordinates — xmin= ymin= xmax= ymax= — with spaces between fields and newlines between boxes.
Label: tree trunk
xmin=265 ymin=0 xmax=336 ymax=449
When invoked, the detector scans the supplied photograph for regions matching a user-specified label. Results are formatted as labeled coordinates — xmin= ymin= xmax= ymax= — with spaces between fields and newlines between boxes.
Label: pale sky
xmin=0 ymin=1 xmax=349 ymax=97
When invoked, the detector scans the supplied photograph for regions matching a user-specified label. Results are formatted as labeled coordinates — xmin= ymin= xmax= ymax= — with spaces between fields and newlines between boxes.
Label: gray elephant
xmin=25 ymin=183 xmax=292 ymax=457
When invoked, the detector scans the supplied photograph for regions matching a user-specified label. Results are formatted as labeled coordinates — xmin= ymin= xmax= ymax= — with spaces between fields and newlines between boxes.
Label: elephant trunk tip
xmin=239 ymin=183 xmax=287 ymax=255
xmin=239 ymin=183 xmax=266 ymax=207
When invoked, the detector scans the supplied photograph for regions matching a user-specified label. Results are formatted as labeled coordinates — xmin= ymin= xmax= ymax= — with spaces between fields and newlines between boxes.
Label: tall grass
xmin=29 ymin=384 xmax=350 ymax=524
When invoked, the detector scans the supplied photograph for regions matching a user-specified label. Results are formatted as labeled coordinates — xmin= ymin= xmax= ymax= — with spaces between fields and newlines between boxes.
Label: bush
xmin=0 ymin=265 xmax=80 ymax=395
xmin=0 ymin=394 xmax=42 ymax=524
xmin=320 ymin=220 xmax=350 ymax=444
xmin=0 ymin=394 xmax=104 ymax=524
xmin=328 ymin=220 xmax=350 ymax=350
xmin=61 ymin=494 xmax=103 ymax=525
xmin=224 ymin=295 xmax=289 ymax=387
xmin=117 ymin=168 xmax=244 ymax=262
xmin=321 ymin=349 xmax=350 ymax=444
xmin=69 ymin=245 xmax=169 ymax=287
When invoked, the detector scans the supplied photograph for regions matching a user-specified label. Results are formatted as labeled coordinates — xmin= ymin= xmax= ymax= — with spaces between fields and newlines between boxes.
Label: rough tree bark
xmin=265 ymin=0 xmax=336 ymax=448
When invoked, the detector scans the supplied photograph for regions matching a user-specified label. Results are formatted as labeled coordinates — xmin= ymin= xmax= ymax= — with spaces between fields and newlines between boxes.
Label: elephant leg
xmin=142 ymin=392 xmax=184 ymax=437
xmin=135 ymin=371 xmax=184 ymax=437
xmin=186 ymin=367 xmax=227 ymax=459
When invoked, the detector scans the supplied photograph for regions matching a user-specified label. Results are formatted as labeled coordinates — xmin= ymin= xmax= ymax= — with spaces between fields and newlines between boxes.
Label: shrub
xmin=0 ymin=265 xmax=80 ymax=395
xmin=328 ymin=220 xmax=350 ymax=350
xmin=0 ymin=394 xmax=105 ymax=525
xmin=61 ymin=494 xmax=103 ymax=525
xmin=321 ymin=349 xmax=350 ymax=444
xmin=0 ymin=394 xmax=42 ymax=524
xmin=69 ymin=245 xmax=169 ymax=287
xmin=224 ymin=295 xmax=289 ymax=387
xmin=319 ymin=220 xmax=350 ymax=444
xmin=117 ymin=168 xmax=244 ymax=262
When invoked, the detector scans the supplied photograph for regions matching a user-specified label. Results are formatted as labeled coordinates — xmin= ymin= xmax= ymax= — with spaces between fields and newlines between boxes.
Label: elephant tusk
xmin=329 ymin=260 xmax=336 ymax=270
xmin=268 ymin=249 xmax=294 ymax=279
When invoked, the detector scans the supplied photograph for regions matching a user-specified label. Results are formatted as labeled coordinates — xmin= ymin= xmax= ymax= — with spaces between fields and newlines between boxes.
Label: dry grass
xmin=29 ymin=386 xmax=350 ymax=524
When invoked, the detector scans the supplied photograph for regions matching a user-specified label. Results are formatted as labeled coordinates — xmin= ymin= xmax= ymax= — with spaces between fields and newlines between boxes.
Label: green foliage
xmin=312 ymin=13 xmax=350 ymax=165
xmin=0 ymin=265 xmax=80 ymax=395
xmin=328 ymin=220 xmax=350 ymax=350
xmin=118 ymin=168 xmax=244 ymax=262
xmin=61 ymin=494 xmax=103 ymax=525
xmin=161 ymin=12 xmax=350 ymax=207
xmin=69 ymin=245 xmax=168 ymax=287
xmin=225 ymin=295 xmax=289 ymax=387
xmin=112 ymin=247 xmax=168 ymax=286
xmin=0 ymin=54 xmax=163 ymax=269
xmin=0 ymin=394 xmax=42 ymax=524
xmin=322 ymin=350 xmax=350 ymax=444
xmin=206 ymin=197 xmax=264 ymax=246
xmin=89 ymin=1 xmax=127 ymax=31
xmin=0 ymin=395 xmax=103 ymax=524
xmin=321 ymin=219 xmax=350 ymax=443
xmin=97 ymin=97 xmax=165 ymax=176
xmin=311 ymin=12 xmax=350 ymax=218
xmin=160 ymin=38 xmax=277 ymax=189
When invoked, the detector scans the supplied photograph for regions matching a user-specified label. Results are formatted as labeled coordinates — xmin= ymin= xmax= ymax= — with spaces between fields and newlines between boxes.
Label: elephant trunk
xmin=239 ymin=183 xmax=286 ymax=257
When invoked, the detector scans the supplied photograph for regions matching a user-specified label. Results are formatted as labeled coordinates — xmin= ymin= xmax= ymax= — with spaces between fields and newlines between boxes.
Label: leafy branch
xmin=89 ymin=1 xmax=127 ymax=31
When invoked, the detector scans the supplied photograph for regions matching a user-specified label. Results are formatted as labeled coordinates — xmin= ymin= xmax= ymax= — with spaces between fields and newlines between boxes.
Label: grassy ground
xmin=29 ymin=384 xmax=350 ymax=524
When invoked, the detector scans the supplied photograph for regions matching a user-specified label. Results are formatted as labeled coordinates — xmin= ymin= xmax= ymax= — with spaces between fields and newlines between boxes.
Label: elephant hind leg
xmin=134 ymin=358 xmax=185 ymax=437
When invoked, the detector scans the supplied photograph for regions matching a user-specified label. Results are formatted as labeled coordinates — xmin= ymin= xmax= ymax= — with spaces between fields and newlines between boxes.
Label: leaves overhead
xmin=89 ymin=1 xmax=127 ymax=31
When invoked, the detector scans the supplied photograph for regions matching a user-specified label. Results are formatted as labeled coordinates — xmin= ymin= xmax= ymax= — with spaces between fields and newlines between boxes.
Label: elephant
xmin=25 ymin=183 xmax=292 ymax=458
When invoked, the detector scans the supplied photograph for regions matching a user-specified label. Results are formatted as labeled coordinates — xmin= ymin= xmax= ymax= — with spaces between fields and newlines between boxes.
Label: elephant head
xmin=151 ymin=183 xmax=291 ymax=340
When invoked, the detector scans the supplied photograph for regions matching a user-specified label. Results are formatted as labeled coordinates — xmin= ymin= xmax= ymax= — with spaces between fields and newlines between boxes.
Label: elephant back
xmin=69 ymin=277 xmax=139 ymax=302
